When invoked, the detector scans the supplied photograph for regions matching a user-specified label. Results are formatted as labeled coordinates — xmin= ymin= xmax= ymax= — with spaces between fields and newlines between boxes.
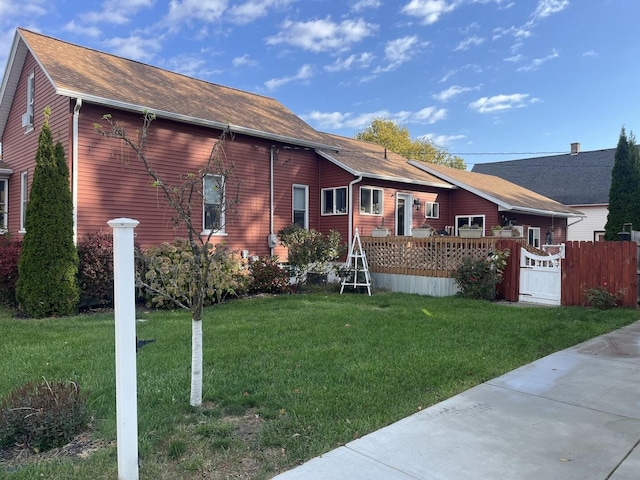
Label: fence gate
xmin=519 ymin=247 xmax=562 ymax=305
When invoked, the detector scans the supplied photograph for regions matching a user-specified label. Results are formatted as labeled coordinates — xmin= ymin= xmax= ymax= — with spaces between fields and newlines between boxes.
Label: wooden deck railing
xmin=360 ymin=236 xmax=526 ymax=277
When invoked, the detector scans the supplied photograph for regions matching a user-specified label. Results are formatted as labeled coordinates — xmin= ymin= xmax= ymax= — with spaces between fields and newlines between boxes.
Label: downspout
xmin=269 ymin=146 xmax=275 ymax=256
xmin=72 ymin=98 xmax=82 ymax=245
xmin=348 ymin=176 xmax=363 ymax=248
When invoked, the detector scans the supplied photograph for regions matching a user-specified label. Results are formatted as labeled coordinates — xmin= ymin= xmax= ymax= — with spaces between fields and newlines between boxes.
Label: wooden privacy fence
xmin=360 ymin=236 xmax=525 ymax=279
xmin=562 ymin=241 xmax=637 ymax=307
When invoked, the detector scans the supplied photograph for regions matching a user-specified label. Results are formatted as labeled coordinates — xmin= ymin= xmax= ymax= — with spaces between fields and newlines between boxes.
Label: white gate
xmin=519 ymin=247 xmax=562 ymax=305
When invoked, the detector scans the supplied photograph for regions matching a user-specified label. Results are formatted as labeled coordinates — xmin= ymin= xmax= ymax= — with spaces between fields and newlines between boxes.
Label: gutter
xmin=72 ymin=98 xmax=82 ymax=244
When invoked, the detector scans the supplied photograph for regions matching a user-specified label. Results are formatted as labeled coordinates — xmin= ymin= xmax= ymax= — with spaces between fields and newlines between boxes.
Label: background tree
xmin=96 ymin=112 xmax=238 ymax=407
xmin=16 ymin=110 xmax=79 ymax=317
xmin=604 ymin=127 xmax=640 ymax=240
xmin=355 ymin=118 xmax=466 ymax=169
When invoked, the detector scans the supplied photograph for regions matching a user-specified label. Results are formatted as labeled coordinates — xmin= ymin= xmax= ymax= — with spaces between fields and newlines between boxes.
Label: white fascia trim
xmin=318 ymin=150 xmax=454 ymax=189
xmin=57 ymin=89 xmax=341 ymax=151
xmin=498 ymin=205 xmax=585 ymax=218
xmin=0 ymin=168 xmax=13 ymax=177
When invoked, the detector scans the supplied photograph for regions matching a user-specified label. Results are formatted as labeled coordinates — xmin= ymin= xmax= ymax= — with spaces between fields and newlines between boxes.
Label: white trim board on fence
xmin=371 ymin=273 xmax=459 ymax=297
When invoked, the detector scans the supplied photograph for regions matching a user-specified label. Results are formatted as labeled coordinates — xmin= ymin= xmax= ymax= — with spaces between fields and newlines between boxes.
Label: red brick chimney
xmin=570 ymin=142 xmax=580 ymax=155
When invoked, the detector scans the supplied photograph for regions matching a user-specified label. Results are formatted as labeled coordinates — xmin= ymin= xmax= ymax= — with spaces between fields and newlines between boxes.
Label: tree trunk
xmin=190 ymin=318 xmax=203 ymax=407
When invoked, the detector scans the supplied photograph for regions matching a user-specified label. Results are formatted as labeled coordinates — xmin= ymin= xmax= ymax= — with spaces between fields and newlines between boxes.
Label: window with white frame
xmin=203 ymin=174 xmax=224 ymax=233
xmin=20 ymin=171 xmax=28 ymax=232
xmin=425 ymin=201 xmax=439 ymax=219
xmin=293 ymin=184 xmax=308 ymax=228
xmin=0 ymin=179 xmax=7 ymax=231
xmin=24 ymin=72 xmax=35 ymax=130
xmin=360 ymin=187 xmax=383 ymax=215
xmin=528 ymin=227 xmax=541 ymax=248
xmin=321 ymin=187 xmax=347 ymax=215
xmin=455 ymin=215 xmax=485 ymax=234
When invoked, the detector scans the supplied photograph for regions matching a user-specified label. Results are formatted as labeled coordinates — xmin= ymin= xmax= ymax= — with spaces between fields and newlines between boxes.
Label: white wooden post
xmin=108 ymin=218 xmax=140 ymax=480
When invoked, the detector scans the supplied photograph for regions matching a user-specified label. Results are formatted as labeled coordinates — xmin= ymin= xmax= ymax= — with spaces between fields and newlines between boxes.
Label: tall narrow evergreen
xmin=604 ymin=128 xmax=640 ymax=240
xmin=16 ymin=114 xmax=79 ymax=317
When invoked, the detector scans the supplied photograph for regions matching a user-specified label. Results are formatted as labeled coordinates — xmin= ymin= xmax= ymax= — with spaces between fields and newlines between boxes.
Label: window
xmin=528 ymin=227 xmax=541 ymax=248
xmin=293 ymin=184 xmax=308 ymax=228
xmin=425 ymin=202 xmax=439 ymax=219
xmin=360 ymin=187 xmax=383 ymax=215
xmin=0 ymin=179 xmax=7 ymax=231
xmin=455 ymin=215 xmax=485 ymax=234
xmin=20 ymin=171 xmax=28 ymax=232
xmin=23 ymin=72 xmax=35 ymax=130
xmin=203 ymin=174 xmax=224 ymax=233
xmin=322 ymin=187 xmax=347 ymax=215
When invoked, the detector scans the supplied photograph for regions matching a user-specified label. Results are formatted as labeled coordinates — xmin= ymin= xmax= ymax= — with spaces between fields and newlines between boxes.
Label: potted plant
xmin=372 ymin=218 xmax=390 ymax=237
xmin=413 ymin=222 xmax=435 ymax=238
xmin=459 ymin=223 xmax=482 ymax=238
xmin=491 ymin=225 xmax=503 ymax=236
xmin=500 ymin=225 xmax=513 ymax=237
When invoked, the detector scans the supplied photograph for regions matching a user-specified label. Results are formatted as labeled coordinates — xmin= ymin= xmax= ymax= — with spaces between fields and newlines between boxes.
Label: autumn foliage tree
xmin=355 ymin=118 xmax=466 ymax=169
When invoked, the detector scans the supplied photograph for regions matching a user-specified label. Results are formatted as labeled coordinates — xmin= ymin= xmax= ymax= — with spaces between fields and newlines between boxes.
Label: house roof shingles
xmin=413 ymin=162 xmax=584 ymax=218
xmin=7 ymin=28 xmax=336 ymax=149
xmin=471 ymin=149 xmax=615 ymax=206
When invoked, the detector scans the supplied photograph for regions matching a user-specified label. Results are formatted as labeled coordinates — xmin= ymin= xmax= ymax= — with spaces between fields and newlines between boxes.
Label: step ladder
xmin=340 ymin=228 xmax=372 ymax=296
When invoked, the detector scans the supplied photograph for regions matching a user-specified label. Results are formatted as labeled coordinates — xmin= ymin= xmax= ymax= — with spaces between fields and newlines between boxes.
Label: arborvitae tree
xmin=16 ymin=114 xmax=79 ymax=317
xmin=604 ymin=127 xmax=640 ymax=240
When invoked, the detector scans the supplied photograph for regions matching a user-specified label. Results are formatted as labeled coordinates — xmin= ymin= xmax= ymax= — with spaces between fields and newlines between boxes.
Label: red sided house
xmin=0 ymin=29 xmax=583 ymax=259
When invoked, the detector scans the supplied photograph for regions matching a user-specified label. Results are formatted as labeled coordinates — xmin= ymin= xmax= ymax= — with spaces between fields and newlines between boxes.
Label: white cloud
xmin=264 ymin=64 xmax=313 ymax=90
xmin=228 ymin=0 xmax=295 ymax=25
xmin=232 ymin=54 xmax=258 ymax=67
xmin=103 ymin=35 xmax=160 ymax=62
xmin=62 ymin=20 xmax=102 ymax=37
xmin=420 ymin=133 xmax=466 ymax=146
xmin=583 ymin=50 xmax=598 ymax=57
xmin=414 ymin=106 xmax=447 ymax=123
xmin=351 ymin=0 xmax=381 ymax=12
xmin=324 ymin=52 xmax=374 ymax=72
xmin=433 ymin=85 xmax=478 ymax=102
xmin=503 ymin=53 xmax=522 ymax=62
xmin=374 ymin=35 xmax=423 ymax=73
xmin=469 ymin=93 xmax=537 ymax=113
xmin=302 ymin=106 xmax=446 ymax=130
xmin=454 ymin=35 xmax=484 ymax=51
xmin=401 ymin=0 xmax=457 ymax=25
xmin=517 ymin=49 xmax=558 ymax=72
xmin=81 ymin=0 xmax=155 ymax=25
xmin=166 ymin=0 xmax=227 ymax=24
xmin=533 ymin=0 xmax=569 ymax=20
xmin=266 ymin=17 xmax=377 ymax=53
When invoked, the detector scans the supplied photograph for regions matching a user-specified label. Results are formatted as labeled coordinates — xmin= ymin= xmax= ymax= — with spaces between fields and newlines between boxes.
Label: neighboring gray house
xmin=472 ymin=143 xmax=613 ymax=242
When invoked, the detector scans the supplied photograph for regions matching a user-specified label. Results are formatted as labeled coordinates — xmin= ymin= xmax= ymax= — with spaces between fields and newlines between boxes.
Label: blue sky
xmin=1 ymin=0 xmax=638 ymax=168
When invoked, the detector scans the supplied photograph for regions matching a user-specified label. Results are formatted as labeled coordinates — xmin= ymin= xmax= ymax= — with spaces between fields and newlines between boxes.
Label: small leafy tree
xmin=604 ymin=127 xmax=640 ymax=240
xmin=16 ymin=110 xmax=79 ymax=317
xmin=277 ymin=224 xmax=345 ymax=289
xmin=355 ymin=118 xmax=466 ymax=169
xmin=95 ymin=112 xmax=238 ymax=407
xmin=453 ymin=249 xmax=510 ymax=300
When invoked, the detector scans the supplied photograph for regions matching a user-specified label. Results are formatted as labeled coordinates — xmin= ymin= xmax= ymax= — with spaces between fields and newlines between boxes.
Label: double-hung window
xmin=455 ymin=215 xmax=485 ymax=234
xmin=322 ymin=187 xmax=347 ymax=215
xmin=293 ymin=184 xmax=308 ymax=228
xmin=360 ymin=187 xmax=383 ymax=215
xmin=203 ymin=174 xmax=224 ymax=233
xmin=23 ymin=73 xmax=35 ymax=131
xmin=425 ymin=201 xmax=439 ymax=219
xmin=528 ymin=227 xmax=541 ymax=248
xmin=0 ymin=179 xmax=7 ymax=232
xmin=20 ymin=171 xmax=28 ymax=232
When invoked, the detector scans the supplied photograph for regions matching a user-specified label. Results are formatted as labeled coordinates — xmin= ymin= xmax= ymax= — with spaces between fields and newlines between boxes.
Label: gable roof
xmin=471 ymin=149 xmax=615 ymax=206
xmin=0 ymin=28 xmax=338 ymax=150
xmin=316 ymin=133 xmax=454 ymax=189
xmin=411 ymin=161 xmax=584 ymax=218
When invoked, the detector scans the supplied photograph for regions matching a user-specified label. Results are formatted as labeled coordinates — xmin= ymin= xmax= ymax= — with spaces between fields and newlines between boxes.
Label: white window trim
xmin=455 ymin=214 xmax=485 ymax=235
xmin=292 ymin=184 xmax=309 ymax=229
xmin=25 ymin=72 xmax=35 ymax=132
xmin=20 ymin=171 xmax=28 ymax=232
xmin=359 ymin=186 xmax=383 ymax=215
xmin=0 ymin=178 xmax=7 ymax=232
xmin=202 ymin=174 xmax=226 ymax=236
xmin=425 ymin=201 xmax=439 ymax=219
xmin=321 ymin=186 xmax=348 ymax=215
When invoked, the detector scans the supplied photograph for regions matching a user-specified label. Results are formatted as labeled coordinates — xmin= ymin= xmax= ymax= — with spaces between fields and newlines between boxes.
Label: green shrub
xmin=584 ymin=284 xmax=623 ymax=310
xmin=138 ymin=239 xmax=247 ymax=308
xmin=0 ymin=380 xmax=89 ymax=452
xmin=77 ymin=231 xmax=114 ymax=308
xmin=453 ymin=249 xmax=510 ymax=301
xmin=248 ymin=256 xmax=290 ymax=293
xmin=0 ymin=235 xmax=21 ymax=307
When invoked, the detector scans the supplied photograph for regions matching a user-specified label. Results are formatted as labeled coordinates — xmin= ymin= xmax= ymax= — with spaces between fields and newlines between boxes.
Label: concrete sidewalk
xmin=273 ymin=321 xmax=640 ymax=480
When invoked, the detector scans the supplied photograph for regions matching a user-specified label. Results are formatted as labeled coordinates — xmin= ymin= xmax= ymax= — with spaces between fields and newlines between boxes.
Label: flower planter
xmin=459 ymin=229 xmax=482 ymax=238
xmin=492 ymin=229 xmax=502 ymax=237
xmin=372 ymin=228 xmax=390 ymax=237
xmin=500 ymin=229 xmax=513 ymax=238
xmin=412 ymin=228 xmax=433 ymax=238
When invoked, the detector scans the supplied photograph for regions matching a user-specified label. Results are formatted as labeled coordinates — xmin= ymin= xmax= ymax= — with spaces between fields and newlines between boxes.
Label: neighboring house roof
xmin=317 ymin=133 xmax=454 ymax=189
xmin=470 ymin=149 xmax=615 ymax=206
xmin=411 ymin=161 xmax=584 ymax=218
xmin=0 ymin=28 xmax=338 ymax=150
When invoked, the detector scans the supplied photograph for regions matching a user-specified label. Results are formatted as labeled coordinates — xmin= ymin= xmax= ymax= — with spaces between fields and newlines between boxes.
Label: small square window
xmin=425 ymin=202 xmax=439 ymax=219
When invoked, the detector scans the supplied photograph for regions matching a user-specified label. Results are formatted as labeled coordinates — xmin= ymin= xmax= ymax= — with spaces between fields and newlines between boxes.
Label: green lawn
xmin=1 ymin=292 xmax=638 ymax=479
